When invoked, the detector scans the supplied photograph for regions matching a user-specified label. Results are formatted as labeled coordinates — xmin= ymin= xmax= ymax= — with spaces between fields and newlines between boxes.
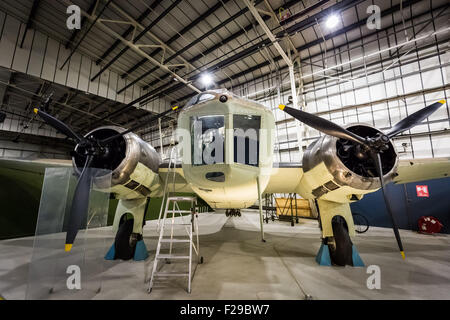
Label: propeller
xmin=386 ymin=100 xmax=445 ymax=138
xmin=278 ymin=105 xmax=368 ymax=146
xmin=279 ymin=100 xmax=446 ymax=259
xmin=33 ymin=97 xmax=180 ymax=251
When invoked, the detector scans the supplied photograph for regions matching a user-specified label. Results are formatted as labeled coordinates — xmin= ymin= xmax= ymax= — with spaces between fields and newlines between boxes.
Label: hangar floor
xmin=0 ymin=210 xmax=449 ymax=300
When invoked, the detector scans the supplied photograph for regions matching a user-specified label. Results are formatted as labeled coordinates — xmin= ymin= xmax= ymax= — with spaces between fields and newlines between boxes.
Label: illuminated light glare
xmin=200 ymin=73 xmax=213 ymax=86
xmin=325 ymin=14 xmax=339 ymax=29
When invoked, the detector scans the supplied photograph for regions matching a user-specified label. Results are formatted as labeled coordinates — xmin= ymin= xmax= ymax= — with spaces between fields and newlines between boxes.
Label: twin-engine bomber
xmin=5 ymin=89 xmax=448 ymax=266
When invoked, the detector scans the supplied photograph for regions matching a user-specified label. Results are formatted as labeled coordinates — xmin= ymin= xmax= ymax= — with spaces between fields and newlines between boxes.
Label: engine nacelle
xmin=297 ymin=124 xmax=398 ymax=203
xmin=72 ymin=126 xmax=162 ymax=199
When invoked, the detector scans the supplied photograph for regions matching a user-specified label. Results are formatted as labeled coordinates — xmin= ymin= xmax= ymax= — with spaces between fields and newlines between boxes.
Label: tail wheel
xmin=328 ymin=216 xmax=353 ymax=266
xmin=114 ymin=217 xmax=136 ymax=260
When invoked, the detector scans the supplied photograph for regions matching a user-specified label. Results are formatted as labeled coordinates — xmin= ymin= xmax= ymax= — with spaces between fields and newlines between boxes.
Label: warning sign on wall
xmin=416 ymin=185 xmax=429 ymax=197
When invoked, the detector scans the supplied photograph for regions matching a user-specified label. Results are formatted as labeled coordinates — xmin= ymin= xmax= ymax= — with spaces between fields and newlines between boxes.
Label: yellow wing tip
xmin=400 ymin=251 xmax=405 ymax=259
xmin=33 ymin=108 xmax=38 ymax=114
xmin=172 ymin=106 xmax=178 ymax=110
xmin=65 ymin=244 xmax=72 ymax=252
xmin=278 ymin=104 xmax=285 ymax=110
xmin=438 ymin=99 xmax=445 ymax=104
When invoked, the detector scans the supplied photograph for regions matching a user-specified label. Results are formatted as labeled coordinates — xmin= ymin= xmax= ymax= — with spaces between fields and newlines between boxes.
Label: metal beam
xmin=161 ymin=0 xmax=429 ymax=104
xmin=60 ymin=0 xmax=201 ymax=124
xmin=20 ymin=0 xmax=41 ymax=48
xmin=123 ymin=0 xmax=275 ymax=93
xmin=95 ymin=0 xmax=159 ymax=65
xmin=65 ymin=0 xmax=98 ymax=49
xmin=121 ymin=0 xmax=232 ymax=80
xmin=89 ymin=0 xmax=183 ymax=82
xmin=124 ymin=0 xmax=301 ymax=94
xmin=151 ymin=0 xmax=363 ymax=101
xmin=60 ymin=0 xmax=112 ymax=70
xmin=105 ymin=1 xmax=195 ymax=79
xmin=244 ymin=0 xmax=306 ymax=156
xmin=0 ymin=80 xmax=121 ymax=127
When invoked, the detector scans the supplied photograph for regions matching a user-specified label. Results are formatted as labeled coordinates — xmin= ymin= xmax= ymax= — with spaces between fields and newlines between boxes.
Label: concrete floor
xmin=0 ymin=210 xmax=449 ymax=300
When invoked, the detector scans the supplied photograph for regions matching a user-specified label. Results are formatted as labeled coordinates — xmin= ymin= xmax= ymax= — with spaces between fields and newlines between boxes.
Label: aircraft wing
xmin=263 ymin=163 xmax=304 ymax=194
xmin=394 ymin=157 xmax=450 ymax=184
xmin=0 ymin=157 xmax=72 ymax=174
xmin=156 ymin=163 xmax=194 ymax=195
xmin=263 ymin=157 xmax=450 ymax=194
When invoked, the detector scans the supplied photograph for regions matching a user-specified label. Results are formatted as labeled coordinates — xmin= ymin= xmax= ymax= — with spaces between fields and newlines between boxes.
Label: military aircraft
xmin=0 ymin=89 xmax=448 ymax=266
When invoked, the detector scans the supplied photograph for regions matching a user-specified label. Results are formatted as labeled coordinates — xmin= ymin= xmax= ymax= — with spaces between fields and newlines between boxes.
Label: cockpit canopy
xmin=178 ymin=89 xmax=275 ymax=170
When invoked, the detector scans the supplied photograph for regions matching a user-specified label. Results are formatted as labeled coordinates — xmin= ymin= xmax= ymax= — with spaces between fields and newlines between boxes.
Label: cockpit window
xmin=190 ymin=115 xmax=225 ymax=166
xmin=233 ymin=115 xmax=260 ymax=166
xmin=186 ymin=93 xmax=216 ymax=108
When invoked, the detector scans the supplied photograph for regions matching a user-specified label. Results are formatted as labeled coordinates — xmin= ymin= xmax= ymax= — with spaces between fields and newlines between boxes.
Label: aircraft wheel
xmin=237 ymin=210 xmax=241 ymax=217
xmin=225 ymin=210 xmax=229 ymax=217
xmin=114 ymin=218 xmax=136 ymax=260
xmin=328 ymin=216 xmax=353 ymax=266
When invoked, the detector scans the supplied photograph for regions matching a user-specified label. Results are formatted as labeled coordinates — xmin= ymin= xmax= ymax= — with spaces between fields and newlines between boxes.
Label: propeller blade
xmin=33 ymin=108 xmax=82 ymax=143
xmin=279 ymin=105 xmax=368 ymax=146
xmin=372 ymin=152 xmax=405 ymax=259
xmin=100 ymin=105 xmax=180 ymax=145
xmin=65 ymin=155 xmax=94 ymax=251
xmin=387 ymin=100 xmax=446 ymax=138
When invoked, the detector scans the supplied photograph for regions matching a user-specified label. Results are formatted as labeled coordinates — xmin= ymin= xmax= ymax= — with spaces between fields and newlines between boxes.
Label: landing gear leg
xmin=315 ymin=199 xmax=364 ymax=267
xmin=257 ymin=177 xmax=265 ymax=242
xmin=105 ymin=198 xmax=149 ymax=261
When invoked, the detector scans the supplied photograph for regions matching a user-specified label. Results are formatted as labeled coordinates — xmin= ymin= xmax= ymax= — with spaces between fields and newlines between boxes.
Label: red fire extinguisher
xmin=418 ymin=216 xmax=443 ymax=234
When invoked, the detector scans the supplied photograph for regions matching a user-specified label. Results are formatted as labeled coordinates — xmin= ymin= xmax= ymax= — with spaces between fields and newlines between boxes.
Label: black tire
xmin=328 ymin=216 xmax=353 ymax=266
xmin=353 ymin=213 xmax=369 ymax=234
xmin=114 ymin=218 xmax=136 ymax=260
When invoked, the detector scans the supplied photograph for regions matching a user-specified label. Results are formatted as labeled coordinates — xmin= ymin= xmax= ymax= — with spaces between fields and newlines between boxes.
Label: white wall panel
xmin=12 ymin=23 xmax=33 ymax=73
xmin=0 ymin=14 xmax=19 ymax=68
xmin=27 ymin=30 xmax=47 ymax=78
xmin=41 ymin=38 xmax=59 ymax=82
xmin=98 ymin=68 xmax=109 ymax=98
xmin=54 ymin=43 xmax=70 ymax=86
xmin=0 ymin=12 xmax=152 ymax=109
xmin=66 ymin=51 xmax=82 ymax=89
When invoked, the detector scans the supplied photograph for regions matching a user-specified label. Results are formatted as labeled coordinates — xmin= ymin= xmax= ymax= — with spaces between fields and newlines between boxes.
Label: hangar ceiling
xmin=0 ymin=0 xmax=448 ymax=159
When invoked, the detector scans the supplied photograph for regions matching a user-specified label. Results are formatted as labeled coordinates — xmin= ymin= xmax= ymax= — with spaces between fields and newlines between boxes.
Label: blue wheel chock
xmin=351 ymin=244 xmax=365 ymax=267
xmin=315 ymin=243 xmax=332 ymax=266
xmin=133 ymin=240 xmax=149 ymax=261
xmin=104 ymin=243 xmax=116 ymax=260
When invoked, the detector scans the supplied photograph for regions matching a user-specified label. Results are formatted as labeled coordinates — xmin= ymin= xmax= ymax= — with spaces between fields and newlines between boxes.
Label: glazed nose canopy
xmin=336 ymin=125 xmax=396 ymax=178
xmin=73 ymin=128 xmax=126 ymax=172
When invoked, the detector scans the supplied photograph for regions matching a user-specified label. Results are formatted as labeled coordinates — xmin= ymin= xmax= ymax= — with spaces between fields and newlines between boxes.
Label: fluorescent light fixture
xmin=325 ymin=14 xmax=339 ymax=29
xmin=200 ymin=73 xmax=213 ymax=86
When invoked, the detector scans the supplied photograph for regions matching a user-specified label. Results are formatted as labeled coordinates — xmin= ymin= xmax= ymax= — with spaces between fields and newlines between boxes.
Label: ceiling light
xmin=200 ymin=73 xmax=213 ymax=86
xmin=325 ymin=14 xmax=339 ymax=29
